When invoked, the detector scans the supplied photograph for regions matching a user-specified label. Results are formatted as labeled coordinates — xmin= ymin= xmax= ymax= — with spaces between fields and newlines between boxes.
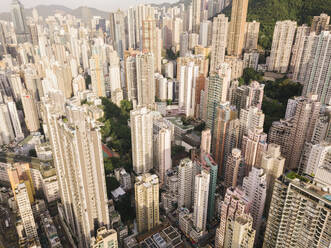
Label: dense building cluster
xmin=0 ymin=0 xmax=330 ymax=247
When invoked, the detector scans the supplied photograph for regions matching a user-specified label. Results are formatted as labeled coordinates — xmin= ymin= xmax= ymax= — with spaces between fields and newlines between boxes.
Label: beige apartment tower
xmin=130 ymin=106 xmax=154 ymax=174
xmin=43 ymin=100 xmax=109 ymax=248
xmin=227 ymin=0 xmax=249 ymax=56
xmin=135 ymin=173 xmax=160 ymax=233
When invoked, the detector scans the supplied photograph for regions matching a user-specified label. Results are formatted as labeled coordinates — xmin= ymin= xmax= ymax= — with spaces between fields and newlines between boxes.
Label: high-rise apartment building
xmin=0 ymin=103 xmax=15 ymax=145
xmin=136 ymin=52 xmax=155 ymax=108
xmin=90 ymin=56 xmax=106 ymax=97
xmin=224 ymin=148 xmax=242 ymax=189
xmin=192 ymin=0 xmax=201 ymax=33
xmin=242 ymin=167 xmax=266 ymax=238
xmin=142 ymin=17 xmax=162 ymax=72
xmin=263 ymin=174 xmax=331 ymax=248
xmin=260 ymin=143 xmax=285 ymax=212
xmin=242 ymin=127 xmax=268 ymax=174
xmin=135 ymin=173 xmax=159 ymax=233
xmin=301 ymin=31 xmax=331 ymax=105
xmin=180 ymin=32 xmax=189 ymax=57
xmin=11 ymin=0 xmax=30 ymax=43
xmin=178 ymin=61 xmax=199 ymax=117
xmin=7 ymin=100 xmax=24 ymax=140
xmin=227 ymin=0 xmax=249 ymax=56
xmin=229 ymin=80 xmax=264 ymax=113
xmin=21 ymin=89 xmax=40 ymax=132
xmin=199 ymin=20 xmax=212 ymax=47
xmin=130 ymin=106 xmax=154 ymax=174
xmin=215 ymin=187 xmax=250 ymax=248
xmin=244 ymin=21 xmax=260 ymax=51
xmin=268 ymin=20 xmax=297 ymax=73
xmin=44 ymin=100 xmax=109 ymax=248
xmin=15 ymin=183 xmax=38 ymax=240
xmin=311 ymin=13 xmax=330 ymax=34
xmin=7 ymin=163 xmax=35 ymax=204
xmin=210 ymin=14 xmax=228 ymax=73
xmin=200 ymin=129 xmax=211 ymax=159
xmin=239 ymin=106 xmax=265 ymax=147
xmin=213 ymin=102 xmax=240 ymax=176
xmin=155 ymin=128 xmax=172 ymax=185
xmin=178 ymin=158 xmax=194 ymax=209
xmin=206 ymin=64 xmax=231 ymax=134
xmin=289 ymin=24 xmax=310 ymax=73
xmin=223 ymin=214 xmax=255 ymax=248
xmin=200 ymin=154 xmax=218 ymax=221
xmin=193 ymin=169 xmax=210 ymax=231
xmin=268 ymin=95 xmax=320 ymax=169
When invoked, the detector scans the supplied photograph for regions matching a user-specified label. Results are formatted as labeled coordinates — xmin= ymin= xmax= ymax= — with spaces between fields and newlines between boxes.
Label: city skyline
xmin=2 ymin=0 xmax=179 ymax=13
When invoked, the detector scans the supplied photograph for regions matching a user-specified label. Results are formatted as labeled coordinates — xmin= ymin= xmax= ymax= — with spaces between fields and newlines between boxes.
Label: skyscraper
xmin=239 ymin=106 xmax=265 ymax=147
xmin=135 ymin=173 xmax=159 ymax=233
xmin=215 ymin=187 xmax=250 ymax=248
xmin=242 ymin=167 xmax=266 ymax=239
xmin=223 ymin=214 xmax=255 ymax=248
xmin=213 ymin=102 xmax=240 ymax=176
xmin=178 ymin=158 xmax=194 ymax=209
xmin=11 ymin=0 xmax=30 ymax=43
xmin=268 ymin=95 xmax=320 ymax=169
xmin=178 ymin=61 xmax=199 ymax=117
xmin=0 ymin=103 xmax=15 ymax=145
xmin=206 ymin=64 xmax=231 ymax=134
xmin=200 ymin=129 xmax=211 ymax=159
xmin=130 ymin=106 xmax=154 ymax=174
xmin=142 ymin=17 xmax=162 ymax=72
xmin=193 ymin=169 xmax=210 ymax=231
xmin=44 ymin=100 xmax=109 ymax=248
xmin=242 ymin=127 xmax=268 ymax=174
xmin=227 ymin=0 xmax=249 ymax=56
xmin=90 ymin=56 xmax=106 ymax=97
xmin=268 ymin=20 xmax=297 ymax=73
xmin=21 ymin=89 xmax=40 ymax=133
xmin=210 ymin=14 xmax=228 ymax=73
xmin=301 ymin=31 xmax=331 ymax=105
xmin=244 ymin=21 xmax=260 ymax=51
xmin=136 ymin=52 xmax=155 ymax=108
xmin=192 ymin=0 xmax=202 ymax=34
xmin=15 ymin=183 xmax=39 ymax=241
xmin=155 ymin=127 xmax=172 ymax=185
xmin=263 ymin=174 xmax=331 ymax=248
xmin=260 ymin=143 xmax=285 ymax=212
xmin=224 ymin=148 xmax=242 ymax=189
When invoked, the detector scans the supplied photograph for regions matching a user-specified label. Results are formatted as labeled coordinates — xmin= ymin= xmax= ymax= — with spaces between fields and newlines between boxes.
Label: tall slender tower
xmin=136 ymin=52 xmax=155 ymax=108
xmin=206 ymin=64 xmax=231 ymax=134
xmin=155 ymin=128 xmax=172 ymax=185
xmin=192 ymin=0 xmax=201 ymax=33
xmin=130 ymin=106 xmax=154 ymax=174
xmin=227 ymin=0 xmax=249 ymax=56
xmin=90 ymin=56 xmax=106 ymax=97
xmin=193 ymin=169 xmax=210 ymax=231
xmin=210 ymin=14 xmax=228 ymax=73
xmin=135 ymin=173 xmax=159 ymax=233
xmin=21 ymin=89 xmax=40 ymax=133
xmin=178 ymin=158 xmax=194 ymax=209
xmin=43 ymin=100 xmax=109 ymax=248
xmin=200 ymin=129 xmax=212 ymax=159
xmin=268 ymin=20 xmax=297 ymax=73
xmin=142 ymin=17 xmax=162 ymax=72
xmin=15 ymin=183 xmax=38 ymax=241
xmin=224 ymin=148 xmax=242 ymax=189
xmin=11 ymin=0 xmax=30 ymax=43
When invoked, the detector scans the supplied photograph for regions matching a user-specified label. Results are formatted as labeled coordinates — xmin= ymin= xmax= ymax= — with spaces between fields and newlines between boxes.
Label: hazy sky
xmin=2 ymin=0 xmax=179 ymax=12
